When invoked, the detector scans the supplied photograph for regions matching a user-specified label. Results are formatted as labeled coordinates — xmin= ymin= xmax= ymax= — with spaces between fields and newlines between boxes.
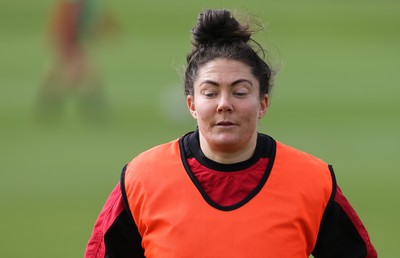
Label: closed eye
xmin=203 ymin=91 xmax=217 ymax=97
xmin=233 ymin=92 xmax=248 ymax=97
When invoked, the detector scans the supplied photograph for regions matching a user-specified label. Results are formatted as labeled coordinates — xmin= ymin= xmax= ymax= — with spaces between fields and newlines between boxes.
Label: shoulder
xmin=131 ymin=138 xmax=180 ymax=162
xmin=275 ymin=140 xmax=329 ymax=168
xmin=271 ymin=140 xmax=336 ymax=208
xmin=273 ymin=140 xmax=334 ymax=188
xmin=124 ymin=137 xmax=182 ymax=180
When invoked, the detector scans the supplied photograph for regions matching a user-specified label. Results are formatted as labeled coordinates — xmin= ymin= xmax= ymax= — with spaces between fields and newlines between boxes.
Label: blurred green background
xmin=1 ymin=0 xmax=398 ymax=257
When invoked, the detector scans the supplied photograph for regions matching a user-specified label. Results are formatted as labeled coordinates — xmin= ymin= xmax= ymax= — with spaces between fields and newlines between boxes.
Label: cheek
xmin=193 ymin=105 xmax=212 ymax=124
xmin=194 ymin=100 xmax=213 ymax=116
xmin=242 ymin=104 xmax=261 ymax=119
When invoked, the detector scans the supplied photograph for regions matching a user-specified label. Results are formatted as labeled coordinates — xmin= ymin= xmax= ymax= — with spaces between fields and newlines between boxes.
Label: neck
xmin=199 ymin=133 xmax=258 ymax=164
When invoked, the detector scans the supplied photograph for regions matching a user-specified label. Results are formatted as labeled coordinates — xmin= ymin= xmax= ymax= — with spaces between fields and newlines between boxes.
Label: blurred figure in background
xmin=37 ymin=0 xmax=118 ymax=123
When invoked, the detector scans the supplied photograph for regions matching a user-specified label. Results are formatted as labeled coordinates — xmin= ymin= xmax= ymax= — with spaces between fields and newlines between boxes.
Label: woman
xmin=85 ymin=9 xmax=377 ymax=257
xmin=37 ymin=0 xmax=116 ymax=122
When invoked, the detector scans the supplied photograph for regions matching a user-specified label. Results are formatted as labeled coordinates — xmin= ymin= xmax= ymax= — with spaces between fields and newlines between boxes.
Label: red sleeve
xmin=84 ymin=183 xmax=125 ymax=258
xmin=334 ymin=186 xmax=378 ymax=258
xmin=312 ymin=184 xmax=378 ymax=258
xmin=85 ymin=166 xmax=145 ymax=258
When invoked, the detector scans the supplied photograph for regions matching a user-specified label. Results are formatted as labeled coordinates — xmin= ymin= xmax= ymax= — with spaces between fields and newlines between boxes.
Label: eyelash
xmin=204 ymin=92 xmax=216 ymax=97
xmin=234 ymin=92 xmax=248 ymax=97
xmin=202 ymin=91 xmax=248 ymax=97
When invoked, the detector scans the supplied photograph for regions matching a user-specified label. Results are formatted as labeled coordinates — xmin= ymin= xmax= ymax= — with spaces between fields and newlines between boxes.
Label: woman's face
xmin=187 ymin=58 xmax=268 ymax=154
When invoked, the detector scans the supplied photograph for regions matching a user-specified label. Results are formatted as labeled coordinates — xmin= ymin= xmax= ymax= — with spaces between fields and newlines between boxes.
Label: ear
xmin=258 ymin=94 xmax=269 ymax=119
xmin=186 ymin=95 xmax=197 ymax=119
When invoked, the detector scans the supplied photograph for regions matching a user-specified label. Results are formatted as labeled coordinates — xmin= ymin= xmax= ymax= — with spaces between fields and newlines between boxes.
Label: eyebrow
xmin=199 ymin=79 xmax=253 ymax=87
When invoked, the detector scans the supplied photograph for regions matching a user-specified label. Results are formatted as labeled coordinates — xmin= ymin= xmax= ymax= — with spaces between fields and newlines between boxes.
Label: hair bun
xmin=192 ymin=9 xmax=251 ymax=47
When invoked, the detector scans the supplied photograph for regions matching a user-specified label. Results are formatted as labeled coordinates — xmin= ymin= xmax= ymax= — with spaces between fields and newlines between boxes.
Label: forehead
xmin=195 ymin=59 xmax=256 ymax=84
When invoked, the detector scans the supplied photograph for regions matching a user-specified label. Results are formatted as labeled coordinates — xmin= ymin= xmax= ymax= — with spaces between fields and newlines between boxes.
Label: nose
xmin=216 ymin=93 xmax=233 ymax=113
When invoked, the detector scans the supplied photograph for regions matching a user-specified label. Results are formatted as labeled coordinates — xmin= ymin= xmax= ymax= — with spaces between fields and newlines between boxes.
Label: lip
xmin=215 ymin=121 xmax=236 ymax=126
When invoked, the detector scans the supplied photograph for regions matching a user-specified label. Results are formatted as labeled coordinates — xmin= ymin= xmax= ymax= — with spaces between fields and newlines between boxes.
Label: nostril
xmin=217 ymin=107 xmax=232 ymax=113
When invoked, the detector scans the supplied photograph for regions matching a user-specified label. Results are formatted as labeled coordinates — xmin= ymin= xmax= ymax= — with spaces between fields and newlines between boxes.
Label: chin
xmin=210 ymin=134 xmax=243 ymax=148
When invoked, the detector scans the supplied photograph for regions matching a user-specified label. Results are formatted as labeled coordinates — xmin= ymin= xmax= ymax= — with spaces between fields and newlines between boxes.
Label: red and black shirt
xmin=84 ymin=130 xmax=377 ymax=258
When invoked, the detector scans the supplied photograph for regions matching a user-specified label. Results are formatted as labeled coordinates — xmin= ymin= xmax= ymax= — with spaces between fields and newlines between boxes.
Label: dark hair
xmin=184 ymin=9 xmax=273 ymax=98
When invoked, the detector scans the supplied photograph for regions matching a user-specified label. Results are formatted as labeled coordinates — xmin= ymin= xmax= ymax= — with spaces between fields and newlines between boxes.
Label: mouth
xmin=215 ymin=121 xmax=236 ymax=127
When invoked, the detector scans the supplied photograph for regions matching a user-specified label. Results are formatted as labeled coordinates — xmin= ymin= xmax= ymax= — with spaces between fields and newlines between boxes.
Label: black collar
xmin=183 ymin=130 xmax=273 ymax=172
